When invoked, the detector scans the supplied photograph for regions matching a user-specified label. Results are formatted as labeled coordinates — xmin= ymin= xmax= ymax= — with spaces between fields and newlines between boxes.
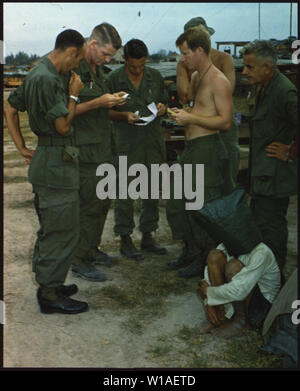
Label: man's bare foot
xmin=210 ymin=316 xmax=248 ymax=338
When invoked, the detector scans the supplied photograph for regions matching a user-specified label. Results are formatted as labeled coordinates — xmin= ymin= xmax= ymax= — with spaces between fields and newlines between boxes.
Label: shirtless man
xmin=177 ymin=17 xmax=235 ymax=103
xmin=166 ymin=27 xmax=233 ymax=278
xmin=177 ymin=17 xmax=239 ymax=199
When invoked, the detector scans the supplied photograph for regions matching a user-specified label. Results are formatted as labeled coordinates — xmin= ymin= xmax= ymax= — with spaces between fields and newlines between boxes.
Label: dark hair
xmin=123 ymin=39 xmax=148 ymax=59
xmin=176 ymin=26 xmax=211 ymax=55
xmin=90 ymin=23 xmax=121 ymax=50
xmin=55 ymin=29 xmax=85 ymax=51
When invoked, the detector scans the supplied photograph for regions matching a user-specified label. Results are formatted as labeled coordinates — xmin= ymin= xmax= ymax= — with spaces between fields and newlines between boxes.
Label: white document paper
xmin=134 ymin=102 xmax=158 ymax=126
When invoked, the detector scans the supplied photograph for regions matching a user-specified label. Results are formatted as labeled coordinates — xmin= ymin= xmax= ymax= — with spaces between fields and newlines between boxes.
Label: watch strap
xmin=69 ymin=95 xmax=80 ymax=103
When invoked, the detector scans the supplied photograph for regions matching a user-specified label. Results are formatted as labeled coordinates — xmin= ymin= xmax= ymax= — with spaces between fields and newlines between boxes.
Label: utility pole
xmin=290 ymin=3 xmax=292 ymax=37
xmin=258 ymin=3 xmax=261 ymax=40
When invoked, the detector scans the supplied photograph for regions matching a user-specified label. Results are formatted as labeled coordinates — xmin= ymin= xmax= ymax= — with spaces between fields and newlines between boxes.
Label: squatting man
xmin=198 ymin=242 xmax=281 ymax=338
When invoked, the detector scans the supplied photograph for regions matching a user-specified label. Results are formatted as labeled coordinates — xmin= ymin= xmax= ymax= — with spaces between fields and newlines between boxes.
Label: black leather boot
xmin=167 ymin=242 xmax=197 ymax=270
xmin=141 ymin=232 xmax=167 ymax=255
xmin=120 ymin=235 xmax=144 ymax=260
xmin=178 ymin=253 xmax=206 ymax=278
xmin=37 ymin=286 xmax=88 ymax=315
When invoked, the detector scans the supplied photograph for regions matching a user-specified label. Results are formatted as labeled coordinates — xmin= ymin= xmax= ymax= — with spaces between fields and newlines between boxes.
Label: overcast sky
xmin=3 ymin=2 xmax=298 ymax=57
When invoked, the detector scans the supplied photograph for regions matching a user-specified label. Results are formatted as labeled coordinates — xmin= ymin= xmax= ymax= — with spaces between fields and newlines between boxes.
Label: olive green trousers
xmin=74 ymin=163 xmax=111 ymax=263
xmin=32 ymin=185 xmax=80 ymax=287
xmin=219 ymin=117 xmax=240 ymax=195
xmin=114 ymin=132 xmax=166 ymax=236
xmin=250 ymin=196 xmax=290 ymax=271
xmin=166 ymin=134 xmax=226 ymax=253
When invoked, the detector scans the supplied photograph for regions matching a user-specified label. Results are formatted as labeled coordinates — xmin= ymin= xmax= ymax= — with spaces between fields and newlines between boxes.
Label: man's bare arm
xmin=221 ymin=54 xmax=236 ymax=93
xmin=54 ymin=99 xmax=79 ymax=135
xmin=75 ymin=92 xmax=127 ymax=116
xmin=176 ymin=61 xmax=191 ymax=105
xmin=4 ymin=104 xmax=35 ymax=162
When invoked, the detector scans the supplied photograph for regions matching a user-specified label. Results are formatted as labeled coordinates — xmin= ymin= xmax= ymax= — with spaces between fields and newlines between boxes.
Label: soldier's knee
xmin=225 ymin=259 xmax=244 ymax=282
xmin=207 ymin=249 xmax=227 ymax=269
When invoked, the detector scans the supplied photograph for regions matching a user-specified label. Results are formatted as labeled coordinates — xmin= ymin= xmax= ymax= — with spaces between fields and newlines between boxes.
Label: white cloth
xmin=204 ymin=242 xmax=281 ymax=319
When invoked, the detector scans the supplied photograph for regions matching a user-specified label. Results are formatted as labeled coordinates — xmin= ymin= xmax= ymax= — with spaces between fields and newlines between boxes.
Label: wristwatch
xmin=69 ymin=95 xmax=80 ymax=103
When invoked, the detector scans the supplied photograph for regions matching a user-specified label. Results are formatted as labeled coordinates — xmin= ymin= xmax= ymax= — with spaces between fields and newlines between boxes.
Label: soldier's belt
xmin=38 ymin=135 xmax=75 ymax=147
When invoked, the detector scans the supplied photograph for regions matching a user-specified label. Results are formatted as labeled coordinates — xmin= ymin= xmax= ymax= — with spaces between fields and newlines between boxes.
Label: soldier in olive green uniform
xmin=242 ymin=40 xmax=297 ymax=274
xmin=4 ymin=30 xmax=88 ymax=314
xmin=70 ymin=23 xmax=126 ymax=281
xmin=219 ymin=119 xmax=240 ymax=195
xmin=107 ymin=39 xmax=168 ymax=260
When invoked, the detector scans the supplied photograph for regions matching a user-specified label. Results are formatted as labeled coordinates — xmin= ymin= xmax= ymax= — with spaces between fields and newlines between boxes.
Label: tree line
xmin=5 ymin=49 xmax=178 ymax=66
xmin=5 ymin=51 xmax=40 ymax=66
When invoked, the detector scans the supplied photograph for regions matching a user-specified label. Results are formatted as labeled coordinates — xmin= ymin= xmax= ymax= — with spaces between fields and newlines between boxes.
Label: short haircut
xmin=123 ymin=39 xmax=148 ymax=59
xmin=241 ymin=40 xmax=277 ymax=68
xmin=90 ymin=23 xmax=121 ymax=50
xmin=55 ymin=29 xmax=85 ymax=51
xmin=176 ymin=26 xmax=211 ymax=55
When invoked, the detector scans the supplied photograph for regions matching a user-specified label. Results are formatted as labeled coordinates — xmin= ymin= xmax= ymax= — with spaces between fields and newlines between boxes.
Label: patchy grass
xmin=8 ymin=199 xmax=35 ymax=209
xmin=3 ymin=151 xmax=25 ymax=162
xmin=142 ymin=324 xmax=284 ymax=369
xmin=87 ymin=258 xmax=195 ymax=314
xmin=4 ymin=161 xmax=29 ymax=168
xmin=3 ymin=175 xmax=28 ymax=184
xmin=147 ymin=343 xmax=173 ymax=357
xmin=171 ymin=326 xmax=283 ymax=368
xmin=220 ymin=330 xmax=284 ymax=368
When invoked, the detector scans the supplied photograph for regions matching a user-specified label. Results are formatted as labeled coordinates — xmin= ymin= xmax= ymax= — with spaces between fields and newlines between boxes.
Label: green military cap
xmin=184 ymin=17 xmax=215 ymax=36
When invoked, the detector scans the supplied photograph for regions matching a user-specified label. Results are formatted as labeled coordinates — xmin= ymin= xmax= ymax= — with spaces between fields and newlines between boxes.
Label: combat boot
xmin=71 ymin=259 xmax=107 ymax=282
xmin=87 ymin=247 xmax=119 ymax=267
xmin=120 ymin=235 xmax=144 ymax=260
xmin=178 ymin=253 xmax=206 ymax=278
xmin=37 ymin=286 xmax=88 ymax=315
xmin=141 ymin=232 xmax=167 ymax=255
xmin=167 ymin=242 xmax=197 ymax=270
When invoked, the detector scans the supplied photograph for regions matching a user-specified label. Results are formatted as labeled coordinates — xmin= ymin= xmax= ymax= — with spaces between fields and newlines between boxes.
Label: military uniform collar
xmin=42 ymin=57 xmax=62 ymax=77
xmin=120 ymin=64 xmax=152 ymax=88
xmin=79 ymin=57 xmax=97 ymax=76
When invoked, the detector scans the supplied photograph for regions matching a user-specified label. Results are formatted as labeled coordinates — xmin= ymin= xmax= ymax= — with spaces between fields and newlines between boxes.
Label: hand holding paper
xmin=133 ymin=102 xmax=158 ymax=126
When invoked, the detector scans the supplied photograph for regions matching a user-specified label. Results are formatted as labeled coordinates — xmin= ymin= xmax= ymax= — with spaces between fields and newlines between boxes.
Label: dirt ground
xmin=3 ymin=90 xmax=298 ymax=368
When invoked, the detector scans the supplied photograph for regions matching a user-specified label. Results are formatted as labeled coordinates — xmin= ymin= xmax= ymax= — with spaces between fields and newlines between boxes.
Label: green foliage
xmin=5 ymin=51 xmax=39 ymax=65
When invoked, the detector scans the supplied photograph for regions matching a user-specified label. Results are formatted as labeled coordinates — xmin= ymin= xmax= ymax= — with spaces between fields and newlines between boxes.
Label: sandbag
xmin=189 ymin=188 xmax=262 ymax=257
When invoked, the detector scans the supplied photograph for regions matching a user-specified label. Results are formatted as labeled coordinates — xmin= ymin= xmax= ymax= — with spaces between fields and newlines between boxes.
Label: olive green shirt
xmin=73 ymin=58 xmax=114 ymax=164
xmin=8 ymin=57 xmax=79 ymax=189
xmin=248 ymin=70 xmax=298 ymax=198
xmin=106 ymin=65 xmax=168 ymax=156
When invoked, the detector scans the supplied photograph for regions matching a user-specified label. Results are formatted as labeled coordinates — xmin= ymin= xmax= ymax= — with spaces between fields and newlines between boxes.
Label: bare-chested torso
xmin=185 ymin=64 xmax=228 ymax=140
